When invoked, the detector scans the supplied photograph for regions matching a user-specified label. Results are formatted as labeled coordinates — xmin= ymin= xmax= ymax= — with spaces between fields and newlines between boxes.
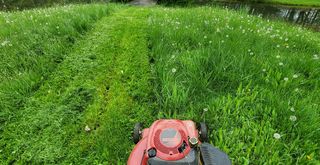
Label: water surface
xmin=214 ymin=2 xmax=320 ymax=31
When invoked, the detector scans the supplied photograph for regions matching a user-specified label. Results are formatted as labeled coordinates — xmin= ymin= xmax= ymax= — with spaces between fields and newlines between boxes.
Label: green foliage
xmin=0 ymin=4 xmax=115 ymax=163
xmin=149 ymin=7 xmax=320 ymax=164
xmin=0 ymin=4 xmax=319 ymax=164
xmin=1 ymin=0 xmax=107 ymax=10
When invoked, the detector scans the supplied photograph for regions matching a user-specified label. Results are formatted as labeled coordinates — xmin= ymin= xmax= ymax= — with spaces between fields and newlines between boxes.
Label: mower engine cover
xmin=128 ymin=119 xmax=231 ymax=165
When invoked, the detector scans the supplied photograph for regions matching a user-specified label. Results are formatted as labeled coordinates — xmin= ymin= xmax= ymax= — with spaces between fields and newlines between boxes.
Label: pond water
xmin=213 ymin=2 xmax=320 ymax=31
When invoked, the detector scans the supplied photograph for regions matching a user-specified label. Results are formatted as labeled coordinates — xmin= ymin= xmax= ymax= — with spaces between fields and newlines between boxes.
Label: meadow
xmin=0 ymin=3 xmax=319 ymax=164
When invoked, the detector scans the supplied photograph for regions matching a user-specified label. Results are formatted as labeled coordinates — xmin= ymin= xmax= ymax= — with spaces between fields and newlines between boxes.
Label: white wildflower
xmin=85 ymin=125 xmax=91 ymax=132
xmin=279 ymin=62 xmax=284 ymax=66
xmin=204 ymin=36 xmax=207 ymax=39
xmin=262 ymin=69 xmax=266 ymax=72
xmin=172 ymin=68 xmax=177 ymax=73
xmin=273 ymin=133 xmax=281 ymax=139
xmin=313 ymin=54 xmax=319 ymax=60
xmin=284 ymin=77 xmax=289 ymax=81
xmin=203 ymin=108 xmax=208 ymax=112
xmin=289 ymin=115 xmax=297 ymax=122
xmin=290 ymin=107 xmax=295 ymax=112
xmin=276 ymin=44 xmax=280 ymax=48
xmin=293 ymin=74 xmax=298 ymax=78
xmin=276 ymin=55 xmax=280 ymax=59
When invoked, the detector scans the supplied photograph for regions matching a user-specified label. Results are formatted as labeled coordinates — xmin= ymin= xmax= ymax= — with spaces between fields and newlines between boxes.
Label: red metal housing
xmin=127 ymin=119 xmax=199 ymax=165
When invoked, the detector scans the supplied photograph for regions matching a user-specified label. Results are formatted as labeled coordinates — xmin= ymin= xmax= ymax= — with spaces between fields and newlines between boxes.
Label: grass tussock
xmin=0 ymin=3 xmax=319 ymax=164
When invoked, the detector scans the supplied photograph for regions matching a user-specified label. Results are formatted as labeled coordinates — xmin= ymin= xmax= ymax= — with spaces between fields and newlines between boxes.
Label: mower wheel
xmin=198 ymin=122 xmax=208 ymax=142
xmin=133 ymin=123 xmax=143 ymax=144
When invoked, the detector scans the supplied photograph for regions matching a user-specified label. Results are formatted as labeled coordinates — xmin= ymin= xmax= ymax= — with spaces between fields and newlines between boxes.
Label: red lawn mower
xmin=128 ymin=119 xmax=231 ymax=165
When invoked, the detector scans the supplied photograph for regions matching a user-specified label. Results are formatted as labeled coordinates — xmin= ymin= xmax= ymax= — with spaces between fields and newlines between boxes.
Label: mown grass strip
xmin=0 ymin=6 xmax=154 ymax=164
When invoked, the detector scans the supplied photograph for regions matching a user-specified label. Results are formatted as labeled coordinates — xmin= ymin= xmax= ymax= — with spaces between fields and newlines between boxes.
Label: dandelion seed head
xmin=85 ymin=125 xmax=91 ymax=132
xmin=290 ymin=107 xmax=295 ymax=112
xmin=290 ymin=115 xmax=297 ymax=122
xmin=172 ymin=68 xmax=177 ymax=73
xmin=273 ymin=133 xmax=281 ymax=139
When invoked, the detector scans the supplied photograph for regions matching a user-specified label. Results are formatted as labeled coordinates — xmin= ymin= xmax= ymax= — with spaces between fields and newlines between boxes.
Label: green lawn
xmin=1 ymin=3 xmax=319 ymax=164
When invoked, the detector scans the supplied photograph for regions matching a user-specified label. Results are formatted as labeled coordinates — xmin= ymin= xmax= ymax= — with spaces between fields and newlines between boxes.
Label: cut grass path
xmin=1 ymin=7 xmax=155 ymax=164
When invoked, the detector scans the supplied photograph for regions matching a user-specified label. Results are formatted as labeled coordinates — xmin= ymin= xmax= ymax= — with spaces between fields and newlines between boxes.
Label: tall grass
xmin=0 ymin=4 xmax=319 ymax=164
xmin=149 ymin=7 xmax=320 ymax=164
xmin=0 ymin=4 xmax=114 ymax=152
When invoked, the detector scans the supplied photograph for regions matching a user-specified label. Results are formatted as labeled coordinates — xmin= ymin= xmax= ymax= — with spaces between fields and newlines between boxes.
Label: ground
xmin=0 ymin=3 xmax=319 ymax=164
